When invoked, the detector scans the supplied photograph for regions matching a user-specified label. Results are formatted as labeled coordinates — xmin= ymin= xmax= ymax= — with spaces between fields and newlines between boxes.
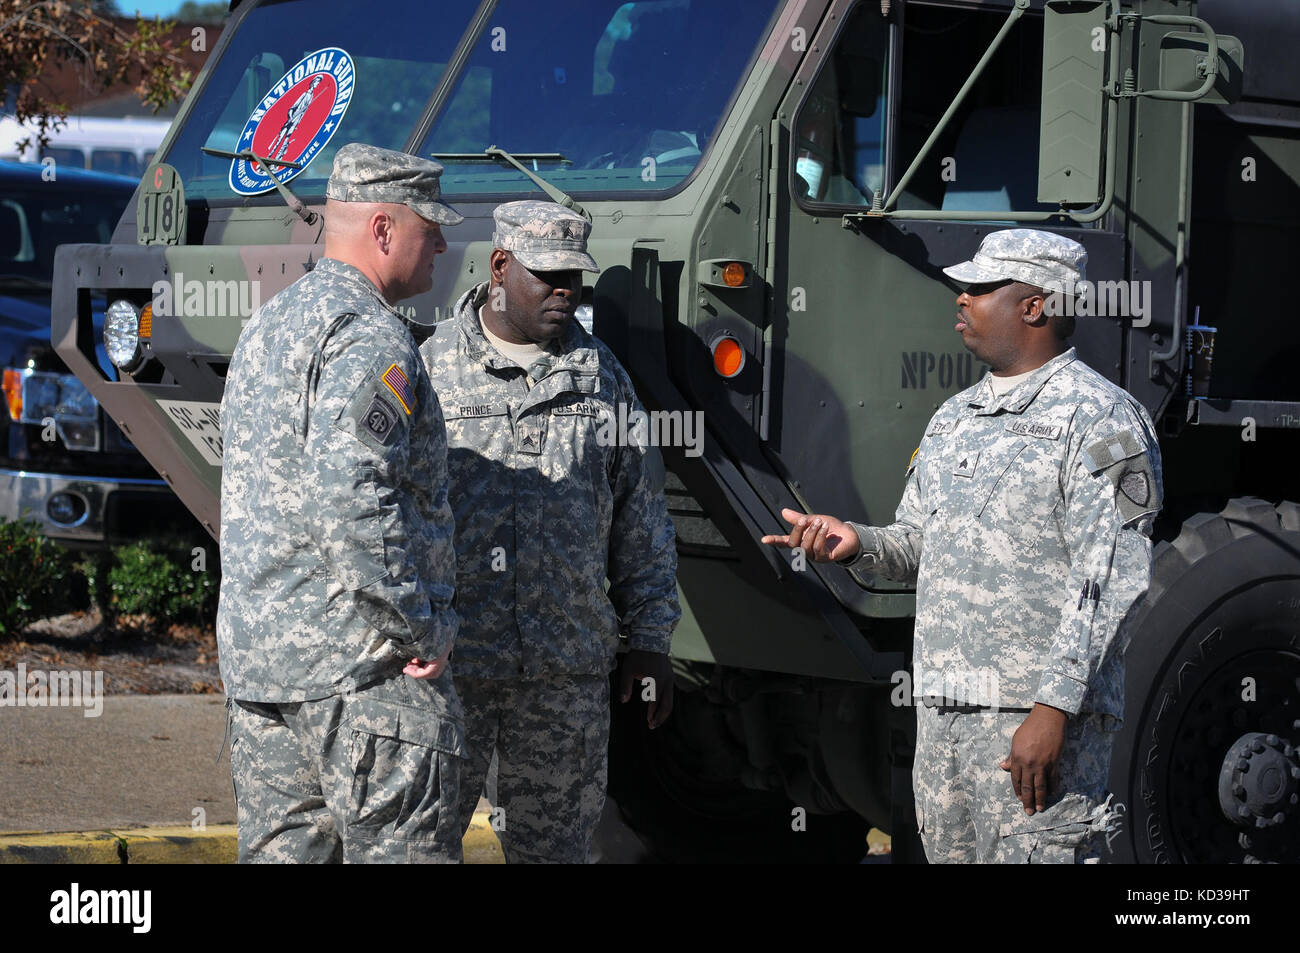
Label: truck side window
xmin=790 ymin=2 xmax=889 ymax=207
xmin=894 ymin=4 xmax=1057 ymax=215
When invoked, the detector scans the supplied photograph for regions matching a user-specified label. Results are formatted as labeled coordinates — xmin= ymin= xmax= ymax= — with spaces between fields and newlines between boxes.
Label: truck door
xmin=765 ymin=0 xmax=1130 ymax=619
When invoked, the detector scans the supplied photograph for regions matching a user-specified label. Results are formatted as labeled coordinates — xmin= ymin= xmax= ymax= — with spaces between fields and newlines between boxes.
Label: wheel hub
xmin=1218 ymin=729 xmax=1300 ymax=829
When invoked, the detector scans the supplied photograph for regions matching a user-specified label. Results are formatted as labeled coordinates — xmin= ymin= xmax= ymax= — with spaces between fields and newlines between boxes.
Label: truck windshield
xmin=419 ymin=0 xmax=781 ymax=196
xmin=1 ymin=181 xmax=132 ymax=290
xmin=161 ymin=0 xmax=481 ymax=202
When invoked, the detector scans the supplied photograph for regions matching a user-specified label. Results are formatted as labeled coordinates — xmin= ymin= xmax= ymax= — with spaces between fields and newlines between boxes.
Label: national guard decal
xmin=382 ymin=363 xmax=415 ymax=414
xmin=228 ymin=47 xmax=355 ymax=196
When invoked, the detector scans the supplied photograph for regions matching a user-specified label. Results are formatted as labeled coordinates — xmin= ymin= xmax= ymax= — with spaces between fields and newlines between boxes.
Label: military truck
xmin=52 ymin=0 xmax=1298 ymax=863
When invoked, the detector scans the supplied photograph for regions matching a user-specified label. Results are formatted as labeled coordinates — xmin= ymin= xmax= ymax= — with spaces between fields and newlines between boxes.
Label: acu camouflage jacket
xmin=218 ymin=258 xmax=458 ymax=703
xmin=844 ymin=348 xmax=1162 ymax=720
xmin=420 ymin=283 xmax=680 ymax=679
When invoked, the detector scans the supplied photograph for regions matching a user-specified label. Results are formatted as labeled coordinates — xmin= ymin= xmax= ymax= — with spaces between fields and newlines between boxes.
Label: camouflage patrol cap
xmin=943 ymin=228 xmax=1087 ymax=295
xmin=326 ymin=143 xmax=464 ymax=226
xmin=492 ymin=200 xmax=598 ymax=272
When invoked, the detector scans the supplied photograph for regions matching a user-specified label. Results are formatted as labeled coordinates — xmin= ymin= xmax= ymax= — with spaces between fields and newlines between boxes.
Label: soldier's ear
xmin=1022 ymin=292 xmax=1047 ymax=325
xmin=370 ymin=209 xmax=395 ymax=254
xmin=489 ymin=248 xmax=511 ymax=283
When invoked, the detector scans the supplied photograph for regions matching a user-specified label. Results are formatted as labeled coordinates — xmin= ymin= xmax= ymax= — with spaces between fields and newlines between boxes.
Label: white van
xmin=0 ymin=115 xmax=170 ymax=179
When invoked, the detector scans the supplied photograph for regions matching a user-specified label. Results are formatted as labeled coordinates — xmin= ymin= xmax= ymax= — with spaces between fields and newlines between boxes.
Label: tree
xmin=176 ymin=1 xmax=227 ymax=23
xmin=0 ymin=0 xmax=194 ymax=153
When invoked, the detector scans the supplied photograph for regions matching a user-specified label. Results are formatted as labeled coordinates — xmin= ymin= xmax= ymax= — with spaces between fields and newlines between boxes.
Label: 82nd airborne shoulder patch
xmin=362 ymin=393 xmax=399 ymax=445
xmin=338 ymin=366 xmax=409 ymax=452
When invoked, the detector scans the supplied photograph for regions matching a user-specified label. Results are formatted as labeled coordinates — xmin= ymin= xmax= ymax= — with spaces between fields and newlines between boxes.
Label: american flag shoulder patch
xmin=381 ymin=363 xmax=415 ymax=414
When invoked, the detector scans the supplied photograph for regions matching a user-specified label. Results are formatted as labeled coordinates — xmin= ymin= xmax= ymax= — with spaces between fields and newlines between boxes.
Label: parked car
xmin=1 ymin=159 xmax=194 ymax=545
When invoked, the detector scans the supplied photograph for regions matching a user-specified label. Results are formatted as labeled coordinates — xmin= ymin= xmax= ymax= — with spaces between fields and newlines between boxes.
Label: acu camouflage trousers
xmin=455 ymin=674 xmax=610 ymax=864
xmin=229 ymin=672 xmax=466 ymax=863
xmin=913 ymin=703 xmax=1121 ymax=863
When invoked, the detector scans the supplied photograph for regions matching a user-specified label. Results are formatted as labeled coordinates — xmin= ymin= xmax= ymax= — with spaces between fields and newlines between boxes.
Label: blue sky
xmin=122 ymin=1 xmax=190 ymax=17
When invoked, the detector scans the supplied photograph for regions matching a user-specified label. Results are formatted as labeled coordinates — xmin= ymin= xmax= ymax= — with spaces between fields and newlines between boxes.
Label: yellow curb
xmin=463 ymin=811 xmax=505 ymax=865
xmin=0 ymin=812 xmax=504 ymax=864
xmin=0 ymin=831 xmax=123 ymax=864
xmin=117 ymin=825 xmax=238 ymax=864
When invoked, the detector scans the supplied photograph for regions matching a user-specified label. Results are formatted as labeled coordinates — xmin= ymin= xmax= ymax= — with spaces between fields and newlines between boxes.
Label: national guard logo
xmin=228 ymin=47 xmax=356 ymax=196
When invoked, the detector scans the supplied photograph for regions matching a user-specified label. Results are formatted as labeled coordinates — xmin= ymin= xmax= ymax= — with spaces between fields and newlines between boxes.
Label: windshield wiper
xmin=434 ymin=151 xmax=571 ymax=164
xmin=432 ymin=146 xmax=589 ymax=221
xmin=201 ymin=147 xmax=319 ymax=226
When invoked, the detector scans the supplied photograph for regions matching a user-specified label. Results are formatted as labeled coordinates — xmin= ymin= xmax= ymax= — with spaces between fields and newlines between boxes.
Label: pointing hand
xmin=761 ymin=507 xmax=861 ymax=562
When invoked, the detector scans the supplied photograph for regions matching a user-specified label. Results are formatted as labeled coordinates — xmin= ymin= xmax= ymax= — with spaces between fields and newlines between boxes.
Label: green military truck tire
xmin=1107 ymin=499 xmax=1300 ymax=864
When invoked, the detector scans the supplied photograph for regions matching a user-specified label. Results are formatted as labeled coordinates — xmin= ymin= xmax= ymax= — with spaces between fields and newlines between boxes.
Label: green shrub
xmin=0 ymin=517 xmax=83 ymax=637
xmin=86 ymin=538 xmax=218 ymax=625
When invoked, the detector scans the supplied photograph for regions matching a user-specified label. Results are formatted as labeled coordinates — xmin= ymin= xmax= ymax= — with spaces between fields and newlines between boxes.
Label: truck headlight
xmin=3 ymin=369 xmax=102 ymax=450
xmin=4 ymin=370 xmax=98 ymax=424
xmin=105 ymin=299 xmax=143 ymax=370
xmin=574 ymin=303 xmax=594 ymax=334
xmin=55 ymin=374 xmax=98 ymax=420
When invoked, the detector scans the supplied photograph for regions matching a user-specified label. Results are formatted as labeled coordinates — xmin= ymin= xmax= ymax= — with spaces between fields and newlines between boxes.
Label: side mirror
xmin=1159 ymin=31 xmax=1244 ymax=105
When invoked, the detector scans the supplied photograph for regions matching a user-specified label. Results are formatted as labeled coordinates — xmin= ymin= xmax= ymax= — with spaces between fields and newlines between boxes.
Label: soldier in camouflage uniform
xmin=218 ymin=143 xmax=466 ymax=863
xmin=763 ymin=229 xmax=1161 ymax=863
xmin=420 ymin=200 xmax=681 ymax=863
